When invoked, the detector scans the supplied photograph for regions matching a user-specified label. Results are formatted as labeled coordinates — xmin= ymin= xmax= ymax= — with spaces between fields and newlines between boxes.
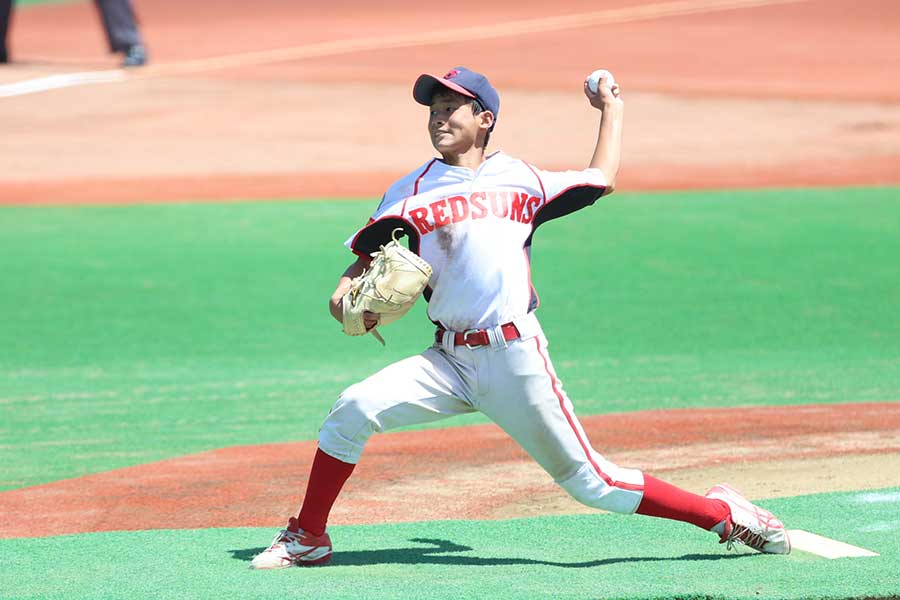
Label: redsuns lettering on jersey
xmin=408 ymin=191 xmax=543 ymax=235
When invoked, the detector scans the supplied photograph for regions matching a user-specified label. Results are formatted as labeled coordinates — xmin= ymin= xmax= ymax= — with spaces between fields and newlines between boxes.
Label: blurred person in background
xmin=0 ymin=0 xmax=147 ymax=66
xmin=0 ymin=0 xmax=9 ymax=63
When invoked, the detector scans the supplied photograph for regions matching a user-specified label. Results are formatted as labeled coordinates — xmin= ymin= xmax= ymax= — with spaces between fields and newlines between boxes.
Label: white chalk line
xmin=858 ymin=521 xmax=900 ymax=533
xmin=134 ymin=0 xmax=809 ymax=76
xmin=788 ymin=529 xmax=880 ymax=559
xmin=0 ymin=0 xmax=808 ymax=98
xmin=852 ymin=490 xmax=900 ymax=504
xmin=0 ymin=69 xmax=126 ymax=97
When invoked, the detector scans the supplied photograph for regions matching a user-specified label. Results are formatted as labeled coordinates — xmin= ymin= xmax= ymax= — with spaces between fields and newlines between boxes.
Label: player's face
xmin=428 ymin=91 xmax=481 ymax=155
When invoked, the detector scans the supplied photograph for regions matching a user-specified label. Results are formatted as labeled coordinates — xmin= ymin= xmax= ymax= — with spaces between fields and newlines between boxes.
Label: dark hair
xmin=470 ymin=99 xmax=492 ymax=146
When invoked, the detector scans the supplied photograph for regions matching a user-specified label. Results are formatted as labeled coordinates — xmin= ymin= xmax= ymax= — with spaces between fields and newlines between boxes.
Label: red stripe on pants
xmin=533 ymin=337 xmax=643 ymax=493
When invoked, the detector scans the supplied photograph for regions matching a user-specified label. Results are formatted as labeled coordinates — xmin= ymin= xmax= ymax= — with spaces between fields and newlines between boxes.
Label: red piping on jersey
xmin=523 ymin=161 xmax=607 ymax=230
xmin=400 ymin=159 xmax=437 ymax=219
xmin=349 ymin=217 xmax=378 ymax=257
xmin=546 ymin=181 xmax=607 ymax=204
xmin=413 ymin=159 xmax=438 ymax=196
xmin=529 ymin=181 xmax=607 ymax=231
xmin=522 ymin=246 xmax=540 ymax=311
xmin=534 ymin=336 xmax=644 ymax=493
xmin=523 ymin=161 xmax=546 ymax=203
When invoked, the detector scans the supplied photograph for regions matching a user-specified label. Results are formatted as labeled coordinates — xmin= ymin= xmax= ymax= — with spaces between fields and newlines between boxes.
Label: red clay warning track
xmin=2 ymin=402 xmax=897 ymax=539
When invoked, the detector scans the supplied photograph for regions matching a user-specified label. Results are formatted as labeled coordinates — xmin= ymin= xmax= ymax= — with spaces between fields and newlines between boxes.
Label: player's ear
xmin=478 ymin=110 xmax=495 ymax=131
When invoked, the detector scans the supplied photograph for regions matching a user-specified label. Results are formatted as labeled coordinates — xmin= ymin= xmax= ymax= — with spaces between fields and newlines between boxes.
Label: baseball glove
xmin=342 ymin=228 xmax=432 ymax=345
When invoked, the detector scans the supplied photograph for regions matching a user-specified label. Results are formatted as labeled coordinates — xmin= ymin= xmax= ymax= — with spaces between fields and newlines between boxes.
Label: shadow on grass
xmin=230 ymin=537 xmax=754 ymax=568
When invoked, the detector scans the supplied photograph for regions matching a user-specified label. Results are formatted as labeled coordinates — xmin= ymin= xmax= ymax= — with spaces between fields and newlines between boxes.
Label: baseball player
xmin=0 ymin=0 xmax=9 ymax=63
xmin=251 ymin=67 xmax=791 ymax=569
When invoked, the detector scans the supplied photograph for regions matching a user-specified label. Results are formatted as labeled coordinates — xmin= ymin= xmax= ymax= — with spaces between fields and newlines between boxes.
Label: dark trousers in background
xmin=0 ymin=0 xmax=143 ymax=62
xmin=94 ymin=0 xmax=143 ymax=52
xmin=0 ymin=0 xmax=11 ymax=62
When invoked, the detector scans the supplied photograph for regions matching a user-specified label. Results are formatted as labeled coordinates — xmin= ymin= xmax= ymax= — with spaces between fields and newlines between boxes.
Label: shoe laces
xmin=268 ymin=528 xmax=301 ymax=549
xmin=725 ymin=523 xmax=768 ymax=551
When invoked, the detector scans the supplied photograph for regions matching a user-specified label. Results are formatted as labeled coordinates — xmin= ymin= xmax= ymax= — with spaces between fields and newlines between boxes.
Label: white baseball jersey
xmin=325 ymin=150 xmax=646 ymax=517
xmin=345 ymin=151 xmax=608 ymax=331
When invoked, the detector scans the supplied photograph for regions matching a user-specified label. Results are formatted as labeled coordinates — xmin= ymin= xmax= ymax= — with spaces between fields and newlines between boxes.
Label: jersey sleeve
xmin=342 ymin=160 xmax=435 ymax=257
xmin=527 ymin=165 xmax=608 ymax=230
xmin=343 ymin=196 xmax=399 ymax=257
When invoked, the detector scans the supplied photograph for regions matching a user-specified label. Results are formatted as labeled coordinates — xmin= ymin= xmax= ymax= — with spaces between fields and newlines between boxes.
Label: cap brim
xmin=413 ymin=73 xmax=477 ymax=106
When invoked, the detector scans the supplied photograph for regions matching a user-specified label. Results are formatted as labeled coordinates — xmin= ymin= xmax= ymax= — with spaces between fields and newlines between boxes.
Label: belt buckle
xmin=462 ymin=329 xmax=482 ymax=349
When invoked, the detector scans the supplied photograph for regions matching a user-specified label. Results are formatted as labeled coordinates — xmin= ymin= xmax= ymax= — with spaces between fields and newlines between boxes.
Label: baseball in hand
xmin=586 ymin=69 xmax=618 ymax=96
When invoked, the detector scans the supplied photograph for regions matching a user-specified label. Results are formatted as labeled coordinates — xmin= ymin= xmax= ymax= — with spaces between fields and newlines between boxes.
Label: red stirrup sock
xmin=293 ymin=448 xmax=356 ymax=536
xmin=636 ymin=475 xmax=730 ymax=530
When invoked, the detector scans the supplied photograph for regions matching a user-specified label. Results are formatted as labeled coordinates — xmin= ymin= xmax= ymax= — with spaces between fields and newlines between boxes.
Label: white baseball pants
xmin=318 ymin=313 xmax=645 ymax=514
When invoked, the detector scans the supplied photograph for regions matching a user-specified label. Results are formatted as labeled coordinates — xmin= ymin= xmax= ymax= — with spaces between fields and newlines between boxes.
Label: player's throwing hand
xmin=584 ymin=69 xmax=622 ymax=110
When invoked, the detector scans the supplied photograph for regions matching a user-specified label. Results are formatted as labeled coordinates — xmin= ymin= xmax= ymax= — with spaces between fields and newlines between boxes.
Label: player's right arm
xmin=585 ymin=74 xmax=624 ymax=195
xmin=329 ymin=255 xmax=376 ymax=327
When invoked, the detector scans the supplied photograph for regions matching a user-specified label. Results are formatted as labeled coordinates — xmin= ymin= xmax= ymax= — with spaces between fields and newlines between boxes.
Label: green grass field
xmin=2 ymin=187 xmax=898 ymax=491
xmin=1 ymin=186 xmax=899 ymax=599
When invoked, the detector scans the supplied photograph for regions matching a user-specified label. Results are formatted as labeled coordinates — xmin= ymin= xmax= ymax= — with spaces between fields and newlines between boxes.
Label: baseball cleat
xmin=250 ymin=518 xmax=333 ymax=569
xmin=706 ymin=483 xmax=791 ymax=555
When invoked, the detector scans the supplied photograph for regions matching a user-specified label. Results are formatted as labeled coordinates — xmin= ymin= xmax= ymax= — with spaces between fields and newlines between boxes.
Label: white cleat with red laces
xmin=250 ymin=518 xmax=333 ymax=569
xmin=705 ymin=483 xmax=791 ymax=555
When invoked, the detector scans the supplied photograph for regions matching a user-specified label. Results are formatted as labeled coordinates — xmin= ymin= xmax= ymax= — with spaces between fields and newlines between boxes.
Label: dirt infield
xmin=2 ymin=0 xmax=899 ymax=203
xmin=2 ymin=402 xmax=897 ymax=538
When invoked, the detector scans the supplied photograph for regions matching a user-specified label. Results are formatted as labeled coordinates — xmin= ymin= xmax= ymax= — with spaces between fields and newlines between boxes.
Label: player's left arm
xmin=329 ymin=256 xmax=377 ymax=330
xmin=585 ymin=73 xmax=624 ymax=195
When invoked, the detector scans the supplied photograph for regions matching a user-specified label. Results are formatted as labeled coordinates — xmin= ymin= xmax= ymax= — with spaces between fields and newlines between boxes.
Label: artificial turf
xmin=1 ymin=187 xmax=898 ymax=490
xmin=1 ymin=488 xmax=897 ymax=600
